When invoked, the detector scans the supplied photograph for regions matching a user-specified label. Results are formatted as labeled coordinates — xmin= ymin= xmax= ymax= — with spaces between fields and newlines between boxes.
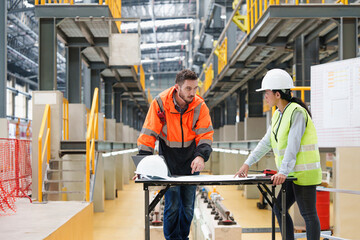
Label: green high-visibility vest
xmin=270 ymin=102 xmax=322 ymax=186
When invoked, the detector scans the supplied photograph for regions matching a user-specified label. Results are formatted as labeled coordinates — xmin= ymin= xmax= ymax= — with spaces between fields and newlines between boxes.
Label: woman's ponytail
xmin=273 ymin=89 xmax=312 ymax=118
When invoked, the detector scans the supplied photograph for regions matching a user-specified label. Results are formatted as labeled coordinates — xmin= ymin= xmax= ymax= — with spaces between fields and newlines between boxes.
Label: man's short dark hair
xmin=175 ymin=69 xmax=198 ymax=86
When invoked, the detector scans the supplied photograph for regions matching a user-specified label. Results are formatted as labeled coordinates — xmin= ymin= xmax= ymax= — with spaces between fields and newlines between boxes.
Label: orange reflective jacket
xmin=137 ymin=86 xmax=213 ymax=175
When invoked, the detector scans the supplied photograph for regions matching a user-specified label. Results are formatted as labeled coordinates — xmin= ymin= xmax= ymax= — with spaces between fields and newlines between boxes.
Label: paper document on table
xmin=149 ymin=174 xmax=263 ymax=182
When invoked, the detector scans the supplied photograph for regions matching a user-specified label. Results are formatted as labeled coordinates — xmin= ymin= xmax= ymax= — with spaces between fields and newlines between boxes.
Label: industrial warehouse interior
xmin=0 ymin=0 xmax=359 ymax=239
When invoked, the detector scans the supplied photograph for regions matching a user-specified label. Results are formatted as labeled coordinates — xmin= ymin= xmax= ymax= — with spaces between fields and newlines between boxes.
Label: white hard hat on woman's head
xmin=256 ymin=69 xmax=294 ymax=92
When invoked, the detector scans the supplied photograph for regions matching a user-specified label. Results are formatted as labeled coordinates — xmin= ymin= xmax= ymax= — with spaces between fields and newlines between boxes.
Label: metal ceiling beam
xmin=144 ymin=71 xmax=178 ymax=75
xmin=7 ymin=72 xmax=38 ymax=88
xmin=128 ymin=27 xmax=191 ymax=34
xmin=287 ymin=19 xmax=317 ymax=43
xmin=267 ymin=20 xmax=287 ymax=44
xmin=304 ymin=20 xmax=335 ymax=45
xmin=112 ymin=69 xmax=146 ymax=114
xmin=76 ymin=21 xmax=95 ymax=46
xmin=208 ymin=50 xmax=285 ymax=109
xmin=35 ymin=5 xmax=111 ymax=18
xmin=8 ymin=7 xmax=34 ymax=14
xmin=57 ymin=27 xmax=68 ymax=44
xmin=267 ymin=5 xmax=360 ymax=18
xmin=139 ymin=15 xmax=196 ymax=20
xmin=94 ymin=47 xmax=109 ymax=66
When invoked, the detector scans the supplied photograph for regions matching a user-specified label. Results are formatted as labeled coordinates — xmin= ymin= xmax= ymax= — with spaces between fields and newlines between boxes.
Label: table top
xmin=135 ymin=174 xmax=297 ymax=186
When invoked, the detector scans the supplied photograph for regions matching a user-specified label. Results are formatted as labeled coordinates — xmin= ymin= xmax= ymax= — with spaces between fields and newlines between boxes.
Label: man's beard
xmin=179 ymin=90 xmax=194 ymax=104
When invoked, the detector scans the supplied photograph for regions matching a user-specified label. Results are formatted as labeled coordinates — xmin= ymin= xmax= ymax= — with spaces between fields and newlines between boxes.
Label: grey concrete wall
xmin=115 ymin=154 xmax=123 ymax=191
xmin=115 ymin=122 xmax=123 ymax=141
xmin=244 ymin=117 xmax=266 ymax=140
xmin=219 ymin=125 xmax=236 ymax=141
xmin=93 ymin=153 xmax=105 ymax=212
xmin=133 ymin=130 xmax=139 ymax=143
xmin=62 ymin=154 xmax=86 ymax=201
xmin=123 ymin=153 xmax=130 ymax=184
xmin=68 ymin=104 xmax=86 ymax=140
xmin=213 ymin=129 xmax=220 ymax=142
xmin=0 ymin=118 xmax=8 ymax=138
xmin=122 ymin=125 xmax=130 ymax=142
xmin=98 ymin=114 xmax=104 ymax=141
xmin=236 ymin=122 xmax=244 ymax=141
xmin=105 ymin=119 xmax=116 ymax=141
xmin=104 ymin=155 xmax=116 ymax=200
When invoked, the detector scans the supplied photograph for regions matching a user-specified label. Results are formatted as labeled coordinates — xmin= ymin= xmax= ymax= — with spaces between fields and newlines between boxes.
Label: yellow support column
xmin=246 ymin=0 xmax=251 ymax=33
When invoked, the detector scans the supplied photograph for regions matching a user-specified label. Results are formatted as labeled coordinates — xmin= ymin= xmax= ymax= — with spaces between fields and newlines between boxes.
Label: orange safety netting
xmin=0 ymin=139 xmax=32 ymax=215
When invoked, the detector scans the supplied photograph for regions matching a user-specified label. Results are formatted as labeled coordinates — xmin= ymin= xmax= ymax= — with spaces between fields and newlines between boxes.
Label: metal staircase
xmin=37 ymin=89 xmax=100 ymax=203
xmin=42 ymin=141 xmax=99 ymax=201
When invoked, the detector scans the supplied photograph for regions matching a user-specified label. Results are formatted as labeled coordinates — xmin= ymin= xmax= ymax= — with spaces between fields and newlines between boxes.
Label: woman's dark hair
xmin=272 ymin=89 xmax=312 ymax=117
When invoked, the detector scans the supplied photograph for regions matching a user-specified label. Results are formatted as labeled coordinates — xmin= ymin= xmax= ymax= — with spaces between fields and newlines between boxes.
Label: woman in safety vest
xmin=234 ymin=69 xmax=322 ymax=240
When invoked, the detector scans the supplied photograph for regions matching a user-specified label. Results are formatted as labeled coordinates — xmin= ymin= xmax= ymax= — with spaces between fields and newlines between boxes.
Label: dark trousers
xmin=163 ymin=185 xmax=197 ymax=240
xmin=273 ymin=182 xmax=321 ymax=240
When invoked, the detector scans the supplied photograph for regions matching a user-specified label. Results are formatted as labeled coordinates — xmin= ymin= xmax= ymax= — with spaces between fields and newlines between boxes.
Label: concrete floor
xmin=93 ymin=181 xmax=283 ymax=240
xmin=0 ymin=199 xmax=90 ymax=240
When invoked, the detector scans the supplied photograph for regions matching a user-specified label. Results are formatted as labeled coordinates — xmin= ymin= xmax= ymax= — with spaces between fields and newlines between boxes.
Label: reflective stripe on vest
xmin=192 ymin=103 xmax=202 ymax=130
xmin=159 ymin=134 xmax=194 ymax=148
xmin=138 ymin=144 xmax=154 ymax=153
xmin=294 ymin=162 xmax=321 ymax=172
xmin=141 ymin=127 xmax=159 ymax=138
xmin=194 ymin=126 xmax=213 ymax=135
xmin=155 ymin=96 xmax=164 ymax=112
xmin=273 ymin=143 xmax=319 ymax=157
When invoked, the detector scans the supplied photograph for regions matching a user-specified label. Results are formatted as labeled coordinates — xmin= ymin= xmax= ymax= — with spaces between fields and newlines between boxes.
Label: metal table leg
xmin=281 ymin=184 xmax=286 ymax=240
xmin=144 ymin=184 xmax=150 ymax=240
xmin=272 ymin=185 xmax=276 ymax=240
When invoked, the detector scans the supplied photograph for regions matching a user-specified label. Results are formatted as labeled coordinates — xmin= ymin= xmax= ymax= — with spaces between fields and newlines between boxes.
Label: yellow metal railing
xmin=63 ymin=98 xmax=69 ymax=140
xmin=15 ymin=118 xmax=20 ymax=138
xmin=247 ymin=0 xmax=349 ymax=33
xmin=85 ymin=88 xmax=99 ymax=202
xmin=26 ymin=120 xmax=31 ymax=139
xmin=140 ymin=65 xmax=145 ymax=91
xmin=292 ymin=86 xmax=310 ymax=102
xmin=38 ymin=104 xmax=51 ymax=202
xmin=200 ymin=64 xmax=214 ymax=96
xmin=106 ymin=0 xmax=122 ymax=32
xmin=147 ymin=89 xmax=153 ymax=104
xmin=214 ymin=37 xmax=228 ymax=75
xmin=232 ymin=0 xmax=247 ymax=32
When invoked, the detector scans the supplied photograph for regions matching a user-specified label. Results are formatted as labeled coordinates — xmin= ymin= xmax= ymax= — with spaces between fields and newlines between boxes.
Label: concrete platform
xmin=0 ymin=198 xmax=93 ymax=240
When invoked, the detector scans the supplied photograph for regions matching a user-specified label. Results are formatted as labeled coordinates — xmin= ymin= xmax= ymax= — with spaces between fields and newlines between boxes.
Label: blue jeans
xmin=273 ymin=182 xmax=320 ymax=240
xmin=163 ymin=185 xmax=196 ymax=240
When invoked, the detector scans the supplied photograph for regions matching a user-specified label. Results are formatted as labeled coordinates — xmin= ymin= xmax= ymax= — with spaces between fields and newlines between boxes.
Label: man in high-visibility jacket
xmin=137 ymin=69 xmax=214 ymax=240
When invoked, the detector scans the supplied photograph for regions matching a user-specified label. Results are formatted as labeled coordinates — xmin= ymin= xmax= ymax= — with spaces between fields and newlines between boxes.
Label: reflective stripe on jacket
xmin=137 ymin=86 xmax=214 ymax=175
xmin=270 ymin=102 xmax=322 ymax=186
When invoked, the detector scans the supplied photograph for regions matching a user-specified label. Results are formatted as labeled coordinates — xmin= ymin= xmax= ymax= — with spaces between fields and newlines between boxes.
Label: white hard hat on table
xmin=256 ymin=69 xmax=294 ymax=92
xmin=135 ymin=155 xmax=169 ymax=179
